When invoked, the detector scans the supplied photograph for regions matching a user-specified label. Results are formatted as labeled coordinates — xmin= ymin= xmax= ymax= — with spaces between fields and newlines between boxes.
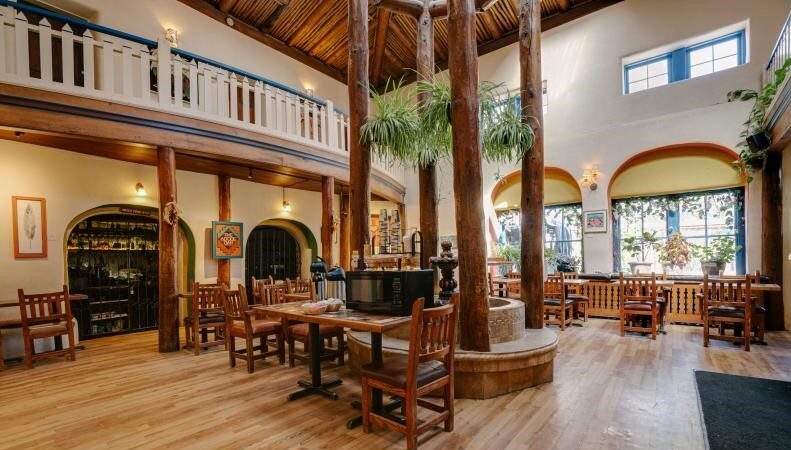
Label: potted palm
xmin=659 ymin=232 xmax=690 ymax=275
xmin=621 ymin=231 xmax=660 ymax=274
xmin=691 ymin=237 xmax=741 ymax=276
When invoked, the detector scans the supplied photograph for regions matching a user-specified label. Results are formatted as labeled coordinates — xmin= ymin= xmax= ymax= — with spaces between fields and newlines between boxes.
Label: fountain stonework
xmin=347 ymin=243 xmax=558 ymax=399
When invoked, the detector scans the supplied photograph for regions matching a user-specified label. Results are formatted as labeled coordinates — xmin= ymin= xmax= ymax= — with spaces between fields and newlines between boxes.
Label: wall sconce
xmin=164 ymin=28 xmax=179 ymax=48
xmin=282 ymin=187 xmax=292 ymax=212
xmin=135 ymin=182 xmax=147 ymax=196
xmin=579 ymin=165 xmax=601 ymax=191
xmin=304 ymin=87 xmax=315 ymax=97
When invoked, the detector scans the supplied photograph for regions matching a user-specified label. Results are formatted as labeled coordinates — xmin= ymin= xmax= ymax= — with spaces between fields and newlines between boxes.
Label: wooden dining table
xmin=0 ymin=293 xmax=89 ymax=310
xmin=254 ymin=302 xmax=410 ymax=429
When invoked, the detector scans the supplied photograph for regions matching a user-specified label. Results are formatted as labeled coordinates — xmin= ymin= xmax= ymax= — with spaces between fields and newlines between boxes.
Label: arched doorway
xmin=244 ymin=219 xmax=318 ymax=295
xmin=63 ymin=205 xmax=195 ymax=339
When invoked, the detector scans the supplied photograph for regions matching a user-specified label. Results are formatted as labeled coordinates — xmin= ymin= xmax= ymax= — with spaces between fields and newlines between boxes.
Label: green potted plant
xmin=659 ymin=232 xmax=690 ymax=275
xmin=727 ymin=57 xmax=791 ymax=181
xmin=544 ymin=247 xmax=557 ymax=276
xmin=621 ymin=231 xmax=660 ymax=274
xmin=497 ymin=243 xmax=521 ymax=272
xmin=691 ymin=237 xmax=741 ymax=276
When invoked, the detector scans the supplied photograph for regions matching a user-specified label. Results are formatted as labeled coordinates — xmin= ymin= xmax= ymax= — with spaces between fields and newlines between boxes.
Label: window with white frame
xmin=624 ymin=29 xmax=746 ymax=94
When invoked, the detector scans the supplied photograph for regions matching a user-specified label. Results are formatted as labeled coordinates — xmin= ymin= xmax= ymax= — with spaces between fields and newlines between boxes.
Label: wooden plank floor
xmin=1 ymin=320 xmax=790 ymax=450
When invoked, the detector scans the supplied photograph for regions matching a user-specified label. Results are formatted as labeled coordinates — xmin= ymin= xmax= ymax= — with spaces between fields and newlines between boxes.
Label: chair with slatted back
xmin=183 ymin=282 xmax=226 ymax=355
xmin=619 ymin=273 xmax=659 ymax=340
xmin=17 ymin=286 xmax=76 ymax=368
xmin=487 ymin=273 xmax=507 ymax=298
xmin=561 ymin=272 xmax=590 ymax=323
xmin=748 ymin=271 xmax=766 ymax=343
xmin=703 ymin=275 xmax=751 ymax=351
xmin=223 ymin=285 xmax=284 ymax=373
xmin=360 ymin=294 xmax=459 ymax=450
xmin=250 ymin=276 xmax=274 ymax=305
xmin=544 ymin=274 xmax=574 ymax=330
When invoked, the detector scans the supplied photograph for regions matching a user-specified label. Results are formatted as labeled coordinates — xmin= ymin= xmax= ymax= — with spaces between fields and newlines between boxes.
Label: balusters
xmin=121 ymin=45 xmax=133 ymax=97
xmin=38 ymin=18 xmax=53 ymax=82
xmin=14 ymin=12 xmax=29 ymax=78
xmin=188 ymin=59 xmax=197 ymax=110
xmin=301 ymin=99 xmax=309 ymax=138
xmin=216 ymin=70 xmax=227 ymax=118
xmin=82 ymin=30 xmax=95 ymax=90
xmin=172 ymin=55 xmax=183 ymax=108
xmin=311 ymin=102 xmax=319 ymax=144
xmin=0 ymin=9 xmax=6 ymax=75
xmin=264 ymin=85 xmax=274 ymax=128
xmin=101 ymin=38 xmax=114 ymax=94
xmin=229 ymin=72 xmax=238 ymax=120
xmin=254 ymin=80 xmax=263 ymax=127
xmin=286 ymin=93 xmax=295 ymax=134
xmin=139 ymin=43 xmax=151 ymax=102
xmin=61 ymin=24 xmax=74 ymax=87
xmin=242 ymin=77 xmax=250 ymax=124
xmin=156 ymin=38 xmax=170 ymax=107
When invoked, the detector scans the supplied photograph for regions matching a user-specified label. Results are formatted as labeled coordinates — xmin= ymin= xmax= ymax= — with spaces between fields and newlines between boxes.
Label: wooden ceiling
xmin=178 ymin=0 xmax=624 ymax=89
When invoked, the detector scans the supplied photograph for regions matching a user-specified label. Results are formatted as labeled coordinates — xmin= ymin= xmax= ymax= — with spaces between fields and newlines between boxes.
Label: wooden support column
xmin=417 ymin=0 xmax=440 ymax=267
xmin=321 ymin=176 xmax=335 ymax=267
xmin=348 ymin=0 xmax=371 ymax=268
xmin=340 ymin=192 xmax=351 ymax=270
xmin=519 ymin=0 xmax=545 ymax=329
xmin=157 ymin=146 xmax=179 ymax=352
xmin=447 ymin=0 xmax=490 ymax=351
xmin=217 ymin=175 xmax=231 ymax=287
xmin=762 ymin=152 xmax=784 ymax=330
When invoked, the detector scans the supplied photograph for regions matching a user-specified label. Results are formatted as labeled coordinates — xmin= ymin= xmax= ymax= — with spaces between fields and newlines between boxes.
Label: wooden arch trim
xmin=606 ymin=142 xmax=744 ymax=198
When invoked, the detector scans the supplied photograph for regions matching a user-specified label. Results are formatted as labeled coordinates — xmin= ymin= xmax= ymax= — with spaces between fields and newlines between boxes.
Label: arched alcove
xmin=244 ymin=218 xmax=318 ymax=294
xmin=491 ymin=167 xmax=582 ymax=209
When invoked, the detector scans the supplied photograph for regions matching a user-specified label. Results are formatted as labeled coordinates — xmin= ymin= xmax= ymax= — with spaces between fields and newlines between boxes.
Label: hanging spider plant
xmin=360 ymin=78 xmax=419 ymax=164
xmin=481 ymin=94 xmax=535 ymax=164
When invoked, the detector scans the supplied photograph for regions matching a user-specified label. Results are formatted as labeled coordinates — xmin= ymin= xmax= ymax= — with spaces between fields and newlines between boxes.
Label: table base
xmin=288 ymin=378 xmax=342 ymax=401
xmin=346 ymin=398 xmax=404 ymax=429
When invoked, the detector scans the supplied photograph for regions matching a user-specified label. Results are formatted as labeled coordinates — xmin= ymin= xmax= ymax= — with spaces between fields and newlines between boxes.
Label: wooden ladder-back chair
xmin=544 ymin=274 xmax=574 ymax=330
xmin=17 ymin=286 xmax=76 ymax=368
xmin=487 ymin=273 xmax=507 ymax=298
xmin=561 ymin=272 xmax=590 ymax=323
xmin=184 ymin=282 xmax=226 ymax=355
xmin=249 ymin=276 xmax=273 ymax=304
xmin=619 ymin=273 xmax=659 ymax=340
xmin=223 ymin=285 xmax=284 ymax=373
xmin=702 ymin=275 xmax=751 ymax=351
xmin=360 ymin=294 xmax=459 ymax=450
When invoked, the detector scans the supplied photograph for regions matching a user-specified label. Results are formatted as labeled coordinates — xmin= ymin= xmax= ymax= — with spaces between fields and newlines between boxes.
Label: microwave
xmin=345 ymin=270 xmax=435 ymax=316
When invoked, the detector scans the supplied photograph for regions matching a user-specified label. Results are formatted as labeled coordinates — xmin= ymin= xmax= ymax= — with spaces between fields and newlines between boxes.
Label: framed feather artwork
xmin=12 ymin=196 xmax=47 ymax=258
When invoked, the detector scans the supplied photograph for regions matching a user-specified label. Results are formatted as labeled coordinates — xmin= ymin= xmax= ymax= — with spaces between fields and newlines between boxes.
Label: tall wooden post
xmin=348 ymin=0 xmax=371 ymax=268
xmin=447 ymin=0 xmax=490 ymax=351
xmin=417 ymin=1 xmax=440 ymax=267
xmin=321 ymin=176 xmax=335 ymax=267
xmin=217 ymin=175 xmax=231 ymax=287
xmin=762 ymin=152 xmax=784 ymax=330
xmin=340 ymin=192 xmax=351 ymax=270
xmin=519 ymin=0 xmax=545 ymax=329
xmin=157 ymin=146 xmax=179 ymax=352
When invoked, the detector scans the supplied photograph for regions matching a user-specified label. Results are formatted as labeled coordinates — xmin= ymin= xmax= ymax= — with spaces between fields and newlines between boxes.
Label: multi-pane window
xmin=612 ymin=188 xmax=745 ymax=275
xmin=624 ymin=30 xmax=746 ymax=94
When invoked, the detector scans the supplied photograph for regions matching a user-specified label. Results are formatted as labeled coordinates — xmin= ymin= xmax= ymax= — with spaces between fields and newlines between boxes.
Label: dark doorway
xmin=245 ymin=225 xmax=301 ymax=293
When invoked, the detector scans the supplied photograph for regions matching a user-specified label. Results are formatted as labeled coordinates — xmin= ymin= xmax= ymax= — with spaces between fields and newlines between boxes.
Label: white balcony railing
xmin=0 ymin=0 xmax=404 ymax=184
xmin=765 ymin=10 xmax=791 ymax=87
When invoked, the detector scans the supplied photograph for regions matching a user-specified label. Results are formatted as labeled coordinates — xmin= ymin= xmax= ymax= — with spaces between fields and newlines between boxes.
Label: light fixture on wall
xmin=247 ymin=167 xmax=254 ymax=180
xmin=135 ymin=182 xmax=147 ymax=196
xmin=304 ymin=87 xmax=315 ymax=97
xmin=579 ymin=165 xmax=601 ymax=191
xmin=282 ymin=187 xmax=292 ymax=212
xmin=225 ymin=16 xmax=235 ymax=27
xmin=164 ymin=28 xmax=179 ymax=48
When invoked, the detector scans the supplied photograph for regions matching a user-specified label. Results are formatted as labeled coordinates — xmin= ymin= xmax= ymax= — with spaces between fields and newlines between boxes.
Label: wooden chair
xmin=183 ymin=282 xmax=226 ymax=355
xmin=360 ymin=294 xmax=459 ymax=450
xmin=17 ymin=286 xmax=76 ymax=368
xmin=544 ymin=274 xmax=574 ymax=330
xmin=249 ymin=276 xmax=274 ymax=304
xmin=505 ymin=271 xmax=520 ymax=297
xmin=619 ymin=273 xmax=659 ymax=340
xmin=487 ymin=273 xmax=507 ymax=298
xmin=561 ymin=272 xmax=590 ymax=323
xmin=222 ymin=285 xmax=284 ymax=373
xmin=286 ymin=277 xmax=312 ymax=294
xmin=702 ymin=275 xmax=751 ymax=351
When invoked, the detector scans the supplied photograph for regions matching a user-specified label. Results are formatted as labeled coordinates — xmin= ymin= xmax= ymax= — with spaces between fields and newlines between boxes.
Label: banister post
xmin=157 ymin=38 xmax=171 ymax=108
xmin=326 ymin=100 xmax=337 ymax=150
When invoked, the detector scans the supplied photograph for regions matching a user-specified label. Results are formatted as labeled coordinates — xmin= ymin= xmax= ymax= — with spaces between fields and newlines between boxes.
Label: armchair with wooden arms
xmin=562 ymin=272 xmax=590 ymax=323
xmin=702 ymin=275 xmax=751 ymax=351
xmin=17 ymin=286 xmax=76 ymax=368
xmin=183 ymin=282 xmax=226 ymax=355
xmin=222 ymin=285 xmax=284 ymax=373
xmin=544 ymin=274 xmax=574 ymax=330
xmin=619 ymin=273 xmax=659 ymax=340
xmin=360 ymin=294 xmax=459 ymax=450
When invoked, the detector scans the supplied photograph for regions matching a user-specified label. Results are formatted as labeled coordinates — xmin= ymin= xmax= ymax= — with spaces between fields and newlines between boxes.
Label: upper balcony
xmin=0 ymin=0 xmax=404 ymax=201
xmin=766 ymin=10 xmax=791 ymax=150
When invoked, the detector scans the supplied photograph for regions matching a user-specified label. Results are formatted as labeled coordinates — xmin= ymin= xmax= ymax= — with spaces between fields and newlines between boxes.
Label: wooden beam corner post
xmin=321 ymin=176 xmax=335 ymax=267
xmin=348 ymin=0 xmax=371 ymax=269
xmin=762 ymin=152 xmax=784 ymax=330
xmin=519 ymin=0 xmax=545 ymax=329
xmin=217 ymin=175 xmax=231 ymax=287
xmin=447 ymin=0 xmax=490 ymax=351
xmin=157 ymin=146 xmax=180 ymax=352
xmin=340 ymin=192 xmax=351 ymax=270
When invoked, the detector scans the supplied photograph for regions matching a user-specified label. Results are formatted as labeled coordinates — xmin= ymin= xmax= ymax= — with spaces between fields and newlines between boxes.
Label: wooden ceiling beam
xmin=428 ymin=0 xmax=500 ymax=18
xmin=372 ymin=9 xmax=392 ymax=81
xmin=374 ymin=0 xmax=424 ymax=18
xmin=217 ymin=0 xmax=238 ymax=14
xmin=176 ymin=0 xmax=346 ymax=83
xmin=261 ymin=1 xmax=290 ymax=31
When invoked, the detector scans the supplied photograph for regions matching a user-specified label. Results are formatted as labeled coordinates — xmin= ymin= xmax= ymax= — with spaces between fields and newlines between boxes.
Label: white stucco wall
xmin=404 ymin=0 xmax=789 ymax=272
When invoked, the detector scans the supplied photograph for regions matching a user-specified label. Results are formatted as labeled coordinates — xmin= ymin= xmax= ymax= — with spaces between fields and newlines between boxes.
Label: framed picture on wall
xmin=212 ymin=221 xmax=244 ymax=259
xmin=582 ymin=210 xmax=608 ymax=234
xmin=12 ymin=196 xmax=47 ymax=258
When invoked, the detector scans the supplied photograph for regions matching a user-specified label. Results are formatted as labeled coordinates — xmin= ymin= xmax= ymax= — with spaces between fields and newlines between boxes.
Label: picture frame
xmin=12 ymin=196 xmax=47 ymax=258
xmin=212 ymin=221 xmax=244 ymax=259
xmin=583 ymin=210 xmax=608 ymax=234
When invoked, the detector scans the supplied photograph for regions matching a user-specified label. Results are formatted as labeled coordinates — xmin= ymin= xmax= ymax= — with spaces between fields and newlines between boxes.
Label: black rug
xmin=695 ymin=371 xmax=791 ymax=450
